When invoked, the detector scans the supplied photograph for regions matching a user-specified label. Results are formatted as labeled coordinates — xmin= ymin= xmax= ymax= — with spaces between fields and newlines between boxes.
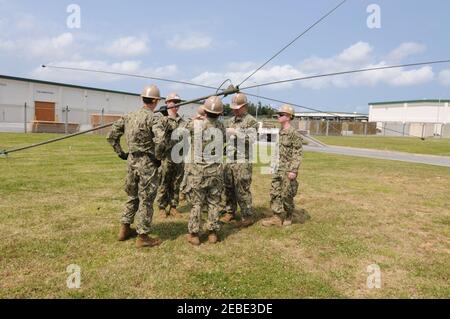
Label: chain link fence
xmin=0 ymin=101 xmax=198 ymax=135
xmin=298 ymin=120 xmax=377 ymax=136
xmin=298 ymin=120 xmax=450 ymax=138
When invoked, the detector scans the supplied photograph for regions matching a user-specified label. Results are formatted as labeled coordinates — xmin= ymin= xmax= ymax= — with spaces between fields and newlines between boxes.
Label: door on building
xmin=35 ymin=101 xmax=55 ymax=121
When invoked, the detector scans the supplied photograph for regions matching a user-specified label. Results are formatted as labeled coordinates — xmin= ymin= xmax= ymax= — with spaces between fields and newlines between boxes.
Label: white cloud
xmin=189 ymin=41 xmax=435 ymax=90
xmin=439 ymin=69 xmax=450 ymax=87
xmin=167 ymin=33 xmax=212 ymax=51
xmin=0 ymin=32 xmax=76 ymax=59
xmin=386 ymin=66 xmax=434 ymax=86
xmin=226 ymin=61 xmax=256 ymax=72
xmin=30 ymin=32 xmax=75 ymax=58
xmin=386 ymin=42 xmax=426 ymax=62
xmin=338 ymin=41 xmax=374 ymax=63
xmin=31 ymin=60 xmax=178 ymax=83
xmin=104 ymin=36 xmax=149 ymax=57
xmin=191 ymin=64 xmax=304 ymax=90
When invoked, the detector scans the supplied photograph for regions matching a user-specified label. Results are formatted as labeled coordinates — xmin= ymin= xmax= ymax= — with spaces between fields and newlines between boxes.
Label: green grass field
xmin=314 ymin=136 xmax=450 ymax=156
xmin=0 ymin=133 xmax=449 ymax=298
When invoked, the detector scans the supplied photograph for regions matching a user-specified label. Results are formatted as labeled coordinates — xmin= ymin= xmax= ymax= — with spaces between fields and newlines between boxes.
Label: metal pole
xmin=364 ymin=122 xmax=367 ymax=136
xmin=101 ymin=107 xmax=104 ymax=126
xmin=64 ymin=105 xmax=69 ymax=134
xmin=421 ymin=123 xmax=425 ymax=139
xmin=326 ymin=120 xmax=329 ymax=136
xmin=256 ymin=86 xmax=259 ymax=121
xmin=383 ymin=122 xmax=386 ymax=136
xmin=24 ymin=102 xmax=27 ymax=133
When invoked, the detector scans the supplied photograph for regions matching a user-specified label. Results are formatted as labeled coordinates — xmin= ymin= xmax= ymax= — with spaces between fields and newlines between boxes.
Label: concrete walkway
xmin=303 ymin=144 xmax=450 ymax=168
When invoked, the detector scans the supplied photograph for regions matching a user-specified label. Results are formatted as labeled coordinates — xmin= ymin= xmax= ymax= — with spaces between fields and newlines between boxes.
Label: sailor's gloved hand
xmin=118 ymin=152 xmax=129 ymax=160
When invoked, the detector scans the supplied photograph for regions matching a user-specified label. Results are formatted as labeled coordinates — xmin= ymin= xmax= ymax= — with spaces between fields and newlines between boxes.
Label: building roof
xmin=294 ymin=112 xmax=368 ymax=117
xmin=369 ymin=99 xmax=450 ymax=106
xmin=0 ymin=74 xmax=140 ymax=97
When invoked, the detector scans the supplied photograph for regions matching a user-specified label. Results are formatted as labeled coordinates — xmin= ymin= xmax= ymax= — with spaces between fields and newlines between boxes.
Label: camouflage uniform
xmin=107 ymin=108 xmax=167 ymax=235
xmin=156 ymin=115 xmax=186 ymax=210
xmin=270 ymin=126 xmax=303 ymax=219
xmin=224 ymin=113 xmax=259 ymax=218
xmin=185 ymin=118 xmax=226 ymax=234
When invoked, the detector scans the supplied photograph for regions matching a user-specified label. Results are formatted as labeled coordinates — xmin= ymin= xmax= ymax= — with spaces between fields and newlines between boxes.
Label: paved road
xmin=304 ymin=145 xmax=450 ymax=168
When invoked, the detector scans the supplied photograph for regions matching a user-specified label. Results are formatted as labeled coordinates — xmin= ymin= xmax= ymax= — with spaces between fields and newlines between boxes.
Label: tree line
xmin=223 ymin=102 xmax=277 ymax=118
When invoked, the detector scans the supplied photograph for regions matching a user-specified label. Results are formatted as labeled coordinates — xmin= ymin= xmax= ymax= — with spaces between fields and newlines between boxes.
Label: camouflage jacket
xmin=106 ymin=107 xmax=168 ymax=159
xmin=163 ymin=115 xmax=187 ymax=161
xmin=185 ymin=117 xmax=226 ymax=176
xmin=226 ymin=113 xmax=259 ymax=161
xmin=277 ymin=126 xmax=303 ymax=173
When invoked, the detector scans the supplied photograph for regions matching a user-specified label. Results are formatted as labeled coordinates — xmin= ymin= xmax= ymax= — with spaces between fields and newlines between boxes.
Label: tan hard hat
xmin=141 ymin=85 xmax=161 ymax=99
xmin=278 ymin=104 xmax=295 ymax=118
xmin=202 ymin=96 xmax=223 ymax=114
xmin=230 ymin=93 xmax=248 ymax=109
xmin=166 ymin=92 xmax=181 ymax=103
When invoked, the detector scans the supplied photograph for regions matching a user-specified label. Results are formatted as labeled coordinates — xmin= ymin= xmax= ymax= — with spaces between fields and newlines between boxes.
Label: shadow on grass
xmin=148 ymin=204 xmax=311 ymax=244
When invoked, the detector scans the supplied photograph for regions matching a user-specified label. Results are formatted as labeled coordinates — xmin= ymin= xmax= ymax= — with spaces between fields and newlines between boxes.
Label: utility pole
xmin=24 ymin=102 xmax=27 ymax=133
xmin=63 ymin=105 xmax=70 ymax=134
xmin=256 ymin=85 xmax=260 ymax=121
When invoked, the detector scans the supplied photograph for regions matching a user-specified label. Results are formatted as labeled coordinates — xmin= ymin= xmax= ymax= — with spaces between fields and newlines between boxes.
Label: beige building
xmin=0 ymin=74 xmax=197 ymax=133
xmin=369 ymin=99 xmax=450 ymax=138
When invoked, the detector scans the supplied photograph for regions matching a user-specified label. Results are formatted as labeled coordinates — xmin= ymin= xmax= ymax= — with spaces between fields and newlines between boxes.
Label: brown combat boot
xmin=117 ymin=224 xmax=136 ymax=241
xmin=261 ymin=215 xmax=283 ymax=227
xmin=283 ymin=215 xmax=293 ymax=226
xmin=236 ymin=216 xmax=255 ymax=228
xmin=169 ymin=206 xmax=182 ymax=218
xmin=136 ymin=234 xmax=162 ymax=248
xmin=159 ymin=208 xmax=168 ymax=219
xmin=187 ymin=233 xmax=200 ymax=246
xmin=220 ymin=212 xmax=236 ymax=224
xmin=208 ymin=231 xmax=219 ymax=244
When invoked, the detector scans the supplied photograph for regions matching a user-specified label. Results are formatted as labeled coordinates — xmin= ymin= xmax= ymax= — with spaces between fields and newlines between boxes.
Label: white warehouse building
xmin=0 ymin=74 xmax=197 ymax=133
xmin=369 ymin=100 xmax=450 ymax=138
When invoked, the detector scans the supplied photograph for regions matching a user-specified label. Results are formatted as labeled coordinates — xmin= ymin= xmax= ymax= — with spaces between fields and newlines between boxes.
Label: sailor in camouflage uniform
xmin=180 ymin=105 xmax=206 ymax=203
xmin=262 ymin=104 xmax=303 ymax=227
xmin=107 ymin=85 xmax=168 ymax=248
xmin=185 ymin=96 xmax=226 ymax=246
xmin=221 ymin=93 xmax=259 ymax=227
xmin=156 ymin=92 xmax=186 ymax=218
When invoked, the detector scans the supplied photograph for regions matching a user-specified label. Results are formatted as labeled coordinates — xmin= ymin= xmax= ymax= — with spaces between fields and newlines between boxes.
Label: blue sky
xmin=1 ymin=0 xmax=450 ymax=113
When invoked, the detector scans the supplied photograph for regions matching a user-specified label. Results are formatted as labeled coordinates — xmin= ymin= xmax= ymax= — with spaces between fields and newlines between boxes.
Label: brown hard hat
xmin=278 ymin=104 xmax=295 ymax=118
xmin=202 ymin=96 xmax=223 ymax=114
xmin=141 ymin=85 xmax=161 ymax=99
xmin=166 ymin=92 xmax=181 ymax=103
xmin=230 ymin=93 xmax=248 ymax=109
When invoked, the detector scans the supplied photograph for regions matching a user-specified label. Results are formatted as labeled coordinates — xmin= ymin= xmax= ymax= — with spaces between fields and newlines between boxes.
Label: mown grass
xmin=314 ymin=136 xmax=450 ymax=156
xmin=0 ymin=132 xmax=449 ymax=298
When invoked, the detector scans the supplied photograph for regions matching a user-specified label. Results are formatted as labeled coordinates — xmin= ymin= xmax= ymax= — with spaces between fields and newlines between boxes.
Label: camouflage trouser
xmin=186 ymin=173 xmax=224 ymax=234
xmin=270 ymin=172 xmax=298 ymax=219
xmin=121 ymin=153 xmax=159 ymax=235
xmin=224 ymin=163 xmax=253 ymax=217
xmin=156 ymin=159 xmax=184 ymax=209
